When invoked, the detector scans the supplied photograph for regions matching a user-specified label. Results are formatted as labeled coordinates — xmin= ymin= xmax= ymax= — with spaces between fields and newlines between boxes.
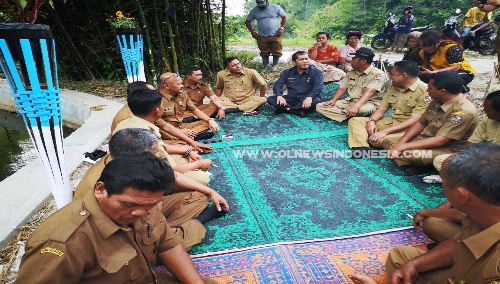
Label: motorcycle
xmin=440 ymin=8 xmax=497 ymax=55
xmin=371 ymin=13 xmax=434 ymax=50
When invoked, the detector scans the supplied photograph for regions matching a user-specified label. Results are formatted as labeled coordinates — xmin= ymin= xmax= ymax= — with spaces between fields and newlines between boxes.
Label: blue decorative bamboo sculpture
xmin=0 ymin=23 xmax=72 ymax=208
xmin=115 ymin=28 xmax=145 ymax=83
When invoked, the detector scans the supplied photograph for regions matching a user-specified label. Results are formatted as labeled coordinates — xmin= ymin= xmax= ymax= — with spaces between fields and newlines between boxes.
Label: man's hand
xmin=436 ymin=201 xmax=452 ymax=209
xmin=313 ymin=42 xmax=322 ymax=49
xmin=208 ymin=119 xmax=220 ymax=133
xmin=366 ymin=121 xmax=378 ymax=136
xmin=346 ymin=105 xmax=360 ymax=117
xmin=420 ymin=68 xmax=434 ymax=76
xmin=302 ymin=97 xmax=313 ymax=109
xmin=276 ymin=28 xmax=284 ymax=36
xmin=216 ymin=109 xmax=225 ymax=120
xmin=412 ymin=211 xmax=427 ymax=230
xmin=369 ymin=131 xmax=387 ymax=145
xmin=251 ymin=31 xmax=259 ymax=39
xmin=208 ymin=191 xmax=230 ymax=211
xmin=277 ymin=96 xmax=287 ymax=106
xmin=390 ymin=263 xmax=419 ymax=284
xmin=322 ymin=99 xmax=337 ymax=107
xmin=190 ymin=141 xmax=213 ymax=153
xmin=188 ymin=150 xmax=202 ymax=161
xmin=181 ymin=128 xmax=198 ymax=138
xmin=195 ymin=159 xmax=212 ymax=170
xmin=388 ymin=143 xmax=406 ymax=159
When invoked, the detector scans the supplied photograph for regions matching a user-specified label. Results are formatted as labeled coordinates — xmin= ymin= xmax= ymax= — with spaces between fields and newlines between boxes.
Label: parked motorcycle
xmin=371 ymin=13 xmax=434 ymax=50
xmin=440 ymin=8 xmax=497 ymax=55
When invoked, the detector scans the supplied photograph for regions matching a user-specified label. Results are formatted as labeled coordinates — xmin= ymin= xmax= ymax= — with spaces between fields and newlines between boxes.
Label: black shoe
xmin=196 ymin=206 xmax=229 ymax=224
xmin=288 ymin=109 xmax=306 ymax=118
xmin=224 ymin=108 xmax=241 ymax=114
xmin=182 ymin=116 xmax=198 ymax=123
xmin=274 ymin=108 xmax=284 ymax=115
xmin=83 ymin=149 xmax=107 ymax=164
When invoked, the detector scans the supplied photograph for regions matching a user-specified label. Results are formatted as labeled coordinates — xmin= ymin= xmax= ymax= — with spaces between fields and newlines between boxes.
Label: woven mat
xmin=157 ymin=228 xmax=430 ymax=283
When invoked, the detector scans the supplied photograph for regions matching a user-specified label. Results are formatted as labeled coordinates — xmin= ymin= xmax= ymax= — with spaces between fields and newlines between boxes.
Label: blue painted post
xmin=115 ymin=28 xmax=145 ymax=83
xmin=0 ymin=23 xmax=72 ymax=208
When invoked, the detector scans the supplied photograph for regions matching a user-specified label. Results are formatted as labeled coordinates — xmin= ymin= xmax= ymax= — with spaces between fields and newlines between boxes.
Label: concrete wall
xmin=0 ymin=81 xmax=124 ymax=248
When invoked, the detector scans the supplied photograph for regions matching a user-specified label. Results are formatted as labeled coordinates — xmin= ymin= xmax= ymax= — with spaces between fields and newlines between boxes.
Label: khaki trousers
xmin=422 ymin=217 xmax=462 ymax=243
xmin=183 ymin=102 xmax=218 ymax=118
xmin=160 ymin=121 xmax=211 ymax=140
xmin=221 ymin=96 xmax=266 ymax=112
xmin=169 ymin=154 xmax=210 ymax=186
xmin=347 ymin=117 xmax=405 ymax=148
xmin=381 ymin=136 xmax=455 ymax=167
xmin=433 ymin=153 xmax=453 ymax=171
xmin=385 ymin=246 xmax=449 ymax=283
xmin=257 ymin=34 xmax=283 ymax=57
xmin=316 ymin=100 xmax=377 ymax=122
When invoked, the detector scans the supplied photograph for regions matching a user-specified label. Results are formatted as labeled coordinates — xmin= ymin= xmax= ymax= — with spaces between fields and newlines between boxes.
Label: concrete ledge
xmin=0 ymin=82 xmax=124 ymax=249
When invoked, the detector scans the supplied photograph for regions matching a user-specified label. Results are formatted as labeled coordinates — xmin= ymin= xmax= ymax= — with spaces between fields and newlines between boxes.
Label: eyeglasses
xmin=163 ymin=73 xmax=179 ymax=83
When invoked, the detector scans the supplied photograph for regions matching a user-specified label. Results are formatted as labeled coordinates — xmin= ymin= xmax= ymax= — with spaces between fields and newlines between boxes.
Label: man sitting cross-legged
xmin=316 ymin=47 xmax=387 ymax=122
xmin=158 ymin=72 xmax=220 ymax=141
xmin=110 ymin=81 xmax=212 ymax=152
xmin=182 ymin=66 xmax=226 ymax=122
xmin=17 ymin=153 xmax=219 ymax=283
xmin=115 ymin=88 xmax=212 ymax=185
xmin=349 ymin=143 xmax=500 ymax=284
xmin=74 ymin=128 xmax=229 ymax=250
xmin=215 ymin=57 xmax=268 ymax=115
xmin=385 ymin=71 xmax=479 ymax=176
xmin=267 ymin=51 xmax=323 ymax=118
xmin=348 ymin=60 xmax=429 ymax=152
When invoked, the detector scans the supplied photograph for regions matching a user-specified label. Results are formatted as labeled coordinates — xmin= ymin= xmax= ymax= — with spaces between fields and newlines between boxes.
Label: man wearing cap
xmin=267 ymin=51 xmax=323 ymax=118
xmin=246 ymin=0 xmax=287 ymax=72
xmin=387 ymin=6 xmax=415 ymax=54
xmin=316 ymin=47 xmax=387 ymax=122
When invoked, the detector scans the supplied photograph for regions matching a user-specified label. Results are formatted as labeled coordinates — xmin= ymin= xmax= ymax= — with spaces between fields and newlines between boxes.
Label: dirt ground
xmin=1 ymin=46 xmax=499 ymax=283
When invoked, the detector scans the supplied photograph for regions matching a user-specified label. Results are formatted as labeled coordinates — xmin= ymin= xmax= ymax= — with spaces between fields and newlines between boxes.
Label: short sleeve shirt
xmin=448 ymin=216 xmax=500 ymax=283
xmin=246 ymin=4 xmax=286 ymax=36
xmin=159 ymin=90 xmax=198 ymax=125
xmin=418 ymin=94 xmax=479 ymax=145
xmin=15 ymin=191 xmax=179 ymax=284
xmin=339 ymin=65 xmax=387 ymax=102
xmin=464 ymin=7 xmax=491 ymax=27
xmin=183 ymin=79 xmax=216 ymax=106
xmin=308 ymin=44 xmax=340 ymax=62
xmin=111 ymin=105 xmax=168 ymax=134
xmin=338 ymin=44 xmax=360 ymax=63
xmin=468 ymin=117 xmax=500 ymax=143
xmin=215 ymin=68 xmax=266 ymax=104
xmin=379 ymin=79 xmax=429 ymax=123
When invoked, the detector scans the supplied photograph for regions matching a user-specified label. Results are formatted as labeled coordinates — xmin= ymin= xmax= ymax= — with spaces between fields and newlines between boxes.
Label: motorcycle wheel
xmin=371 ymin=38 xmax=392 ymax=50
xmin=478 ymin=37 xmax=496 ymax=55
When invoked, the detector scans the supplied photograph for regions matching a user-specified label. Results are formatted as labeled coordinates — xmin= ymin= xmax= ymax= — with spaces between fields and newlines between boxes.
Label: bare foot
xmin=348 ymin=274 xmax=378 ymax=284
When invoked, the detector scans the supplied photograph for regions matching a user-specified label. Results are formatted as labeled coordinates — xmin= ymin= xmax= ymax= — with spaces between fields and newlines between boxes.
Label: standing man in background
xmin=387 ymin=5 xmax=414 ymax=54
xmin=245 ymin=0 xmax=287 ymax=72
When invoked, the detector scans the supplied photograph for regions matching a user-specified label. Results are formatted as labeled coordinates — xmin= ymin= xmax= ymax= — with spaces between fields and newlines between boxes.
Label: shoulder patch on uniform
xmin=373 ymin=74 xmax=382 ymax=82
xmin=451 ymin=114 xmax=463 ymax=124
xmin=424 ymin=95 xmax=432 ymax=104
xmin=47 ymin=202 xmax=91 ymax=243
xmin=40 ymin=247 xmax=64 ymax=257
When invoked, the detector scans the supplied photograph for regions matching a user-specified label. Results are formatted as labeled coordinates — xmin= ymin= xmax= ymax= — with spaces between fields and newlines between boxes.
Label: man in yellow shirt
xmin=459 ymin=6 xmax=492 ymax=45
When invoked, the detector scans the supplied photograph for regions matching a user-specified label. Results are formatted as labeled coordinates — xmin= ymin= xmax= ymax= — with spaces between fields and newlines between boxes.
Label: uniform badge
xmin=373 ymin=74 xmax=382 ymax=82
xmin=451 ymin=115 xmax=463 ymax=124
xmin=306 ymin=78 xmax=311 ymax=83
xmin=428 ymin=109 xmax=436 ymax=115
xmin=40 ymin=247 xmax=64 ymax=257
xmin=424 ymin=95 xmax=432 ymax=104
xmin=179 ymin=102 xmax=182 ymax=106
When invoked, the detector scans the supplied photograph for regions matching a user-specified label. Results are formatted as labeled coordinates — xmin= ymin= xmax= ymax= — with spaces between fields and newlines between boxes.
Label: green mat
xmin=190 ymin=84 xmax=445 ymax=254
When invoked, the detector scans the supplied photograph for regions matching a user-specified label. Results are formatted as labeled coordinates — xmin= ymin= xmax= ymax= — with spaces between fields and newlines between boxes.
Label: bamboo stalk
xmin=164 ymin=0 xmax=178 ymax=73
xmin=153 ymin=0 xmax=171 ymax=72
xmin=136 ymin=0 xmax=157 ymax=81
xmin=221 ymin=0 xmax=225 ymax=59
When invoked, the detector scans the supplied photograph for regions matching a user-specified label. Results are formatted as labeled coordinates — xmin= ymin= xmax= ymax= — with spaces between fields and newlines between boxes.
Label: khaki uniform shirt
xmin=111 ymin=105 xmax=168 ymax=134
xmin=113 ymin=116 xmax=177 ymax=166
xmin=418 ymin=94 xmax=479 ymax=148
xmin=159 ymin=90 xmax=198 ymax=126
xmin=183 ymin=79 xmax=215 ymax=106
xmin=339 ymin=65 xmax=387 ymax=105
xmin=448 ymin=216 xmax=500 ymax=283
xmin=215 ymin=68 xmax=266 ymax=104
xmin=468 ymin=117 xmax=500 ymax=143
xmin=74 ymin=154 xmax=110 ymax=199
xmin=16 ymin=191 xmax=178 ymax=283
xmin=379 ymin=79 xmax=430 ymax=123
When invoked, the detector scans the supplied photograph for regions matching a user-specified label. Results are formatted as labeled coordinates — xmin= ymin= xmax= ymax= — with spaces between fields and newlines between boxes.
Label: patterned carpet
xmin=157 ymin=228 xmax=430 ymax=283
xmin=189 ymin=84 xmax=445 ymax=255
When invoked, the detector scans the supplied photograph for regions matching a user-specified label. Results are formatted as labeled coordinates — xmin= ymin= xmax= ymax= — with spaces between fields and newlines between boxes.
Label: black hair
xmin=127 ymin=88 xmax=163 ymax=116
xmin=486 ymin=90 xmax=500 ymax=112
xmin=223 ymin=57 xmax=239 ymax=68
xmin=393 ymin=60 xmax=419 ymax=78
xmin=126 ymin=81 xmax=154 ymax=97
xmin=185 ymin=66 xmax=201 ymax=77
xmin=292 ymin=51 xmax=308 ymax=61
xmin=110 ymin=128 xmax=159 ymax=158
xmin=316 ymin=31 xmax=330 ymax=40
xmin=429 ymin=71 xmax=463 ymax=94
xmin=419 ymin=31 xmax=441 ymax=47
xmin=98 ymin=152 xmax=175 ymax=197
xmin=444 ymin=143 xmax=500 ymax=206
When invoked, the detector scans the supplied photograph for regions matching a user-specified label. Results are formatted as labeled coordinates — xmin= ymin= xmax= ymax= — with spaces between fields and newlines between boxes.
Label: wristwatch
xmin=220 ymin=107 xmax=226 ymax=111
xmin=278 ymin=27 xmax=284 ymax=30
xmin=368 ymin=118 xmax=377 ymax=123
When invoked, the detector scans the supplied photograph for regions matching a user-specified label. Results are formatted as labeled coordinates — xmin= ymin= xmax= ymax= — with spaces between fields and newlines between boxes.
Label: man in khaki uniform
xmin=158 ymin=72 xmax=220 ymax=141
xmin=115 ymin=88 xmax=212 ymax=185
xmin=16 ymin=153 xmax=218 ymax=283
xmin=110 ymin=81 xmax=213 ymax=152
xmin=386 ymin=72 xmax=478 ymax=175
xmin=348 ymin=60 xmax=429 ymax=150
xmin=348 ymin=143 xmax=500 ymax=284
xmin=215 ymin=57 xmax=267 ymax=113
xmin=74 ymin=128 xmax=229 ymax=250
xmin=316 ymin=47 xmax=387 ymax=122
xmin=182 ymin=66 xmax=225 ymax=121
